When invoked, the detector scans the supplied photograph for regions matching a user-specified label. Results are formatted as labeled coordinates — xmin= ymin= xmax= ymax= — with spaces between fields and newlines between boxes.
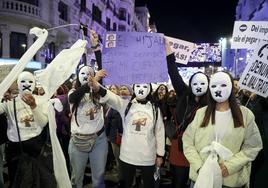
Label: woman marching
xmin=88 ymin=74 xmax=165 ymax=188
xmin=68 ymin=30 xmax=108 ymax=188
xmin=183 ymin=71 xmax=263 ymax=188
xmin=165 ymin=37 xmax=209 ymax=188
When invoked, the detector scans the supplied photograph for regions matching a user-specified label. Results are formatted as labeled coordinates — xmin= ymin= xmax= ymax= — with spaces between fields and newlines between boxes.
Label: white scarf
xmin=194 ymin=141 xmax=233 ymax=188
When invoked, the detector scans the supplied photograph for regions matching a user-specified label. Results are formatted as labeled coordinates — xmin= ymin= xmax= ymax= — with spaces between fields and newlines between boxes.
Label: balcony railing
xmin=1 ymin=0 xmax=40 ymax=18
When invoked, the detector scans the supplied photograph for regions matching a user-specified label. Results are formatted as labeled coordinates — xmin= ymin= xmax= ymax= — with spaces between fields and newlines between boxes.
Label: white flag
xmin=37 ymin=39 xmax=87 ymax=100
xmin=0 ymin=27 xmax=48 ymax=98
xmin=37 ymin=39 xmax=87 ymax=188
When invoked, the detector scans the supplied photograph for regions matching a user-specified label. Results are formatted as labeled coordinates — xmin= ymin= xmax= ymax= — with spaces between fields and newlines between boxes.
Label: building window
xmin=119 ymin=8 xmax=126 ymax=21
xmin=0 ymin=33 xmax=2 ymax=57
xmin=128 ymin=13 xmax=131 ymax=25
xmin=45 ymin=42 xmax=55 ymax=63
xmin=80 ymin=0 xmax=86 ymax=12
xmin=106 ymin=17 xmax=111 ymax=31
xmin=92 ymin=4 xmax=102 ymax=24
xmin=118 ymin=25 xmax=126 ymax=31
xmin=113 ymin=23 xmax=117 ymax=31
xmin=10 ymin=32 xmax=27 ymax=58
xmin=58 ymin=1 xmax=68 ymax=21
xmin=17 ymin=0 xmax=38 ymax=6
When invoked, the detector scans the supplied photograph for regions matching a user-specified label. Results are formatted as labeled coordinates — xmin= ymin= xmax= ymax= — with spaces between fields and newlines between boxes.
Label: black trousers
xmin=5 ymin=133 xmax=44 ymax=187
xmin=120 ymin=159 xmax=155 ymax=188
xmin=170 ymin=164 xmax=189 ymax=188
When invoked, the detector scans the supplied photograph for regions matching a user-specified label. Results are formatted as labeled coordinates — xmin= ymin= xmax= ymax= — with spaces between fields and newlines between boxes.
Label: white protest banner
xmin=0 ymin=64 xmax=15 ymax=82
xmin=165 ymin=36 xmax=195 ymax=65
xmin=231 ymin=21 xmax=268 ymax=49
xmin=238 ymin=40 xmax=268 ymax=97
xmin=102 ymin=32 xmax=168 ymax=85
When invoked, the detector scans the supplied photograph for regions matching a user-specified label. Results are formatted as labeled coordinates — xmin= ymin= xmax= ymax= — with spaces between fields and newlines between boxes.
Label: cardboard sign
xmin=0 ymin=64 xmax=15 ymax=82
xmin=231 ymin=21 xmax=268 ymax=49
xmin=165 ymin=36 xmax=195 ymax=65
xmin=238 ymin=41 xmax=268 ymax=97
xmin=102 ymin=32 xmax=168 ymax=85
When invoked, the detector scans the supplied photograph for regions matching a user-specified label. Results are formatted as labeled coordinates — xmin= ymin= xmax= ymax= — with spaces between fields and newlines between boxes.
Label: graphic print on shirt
xmin=85 ymin=106 xmax=101 ymax=120
xmin=132 ymin=117 xmax=147 ymax=131
xmin=130 ymin=111 xmax=152 ymax=135
xmin=16 ymin=103 xmax=35 ymax=129
xmin=75 ymin=94 xmax=102 ymax=125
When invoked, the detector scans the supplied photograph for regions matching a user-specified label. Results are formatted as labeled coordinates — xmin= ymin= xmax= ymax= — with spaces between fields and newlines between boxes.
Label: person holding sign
xmin=88 ymin=75 xmax=165 ymax=188
xmin=165 ymin=37 xmax=209 ymax=188
xmin=183 ymin=71 xmax=263 ymax=188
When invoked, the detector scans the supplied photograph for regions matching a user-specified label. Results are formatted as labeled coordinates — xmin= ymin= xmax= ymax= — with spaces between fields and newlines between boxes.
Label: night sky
xmin=136 ymin=0 xmax=239 ymax=43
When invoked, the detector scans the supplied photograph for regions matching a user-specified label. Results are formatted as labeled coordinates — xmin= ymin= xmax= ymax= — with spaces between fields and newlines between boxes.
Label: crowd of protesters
xmin=0 ymin=32 xmax=266 ymax=188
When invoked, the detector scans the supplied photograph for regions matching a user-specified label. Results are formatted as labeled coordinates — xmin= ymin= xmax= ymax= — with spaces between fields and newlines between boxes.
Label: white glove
xmin=50 ymin=98 xmax=63 ymax=112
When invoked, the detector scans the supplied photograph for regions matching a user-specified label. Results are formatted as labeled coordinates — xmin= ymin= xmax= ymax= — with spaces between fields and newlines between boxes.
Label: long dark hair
xmin=153 ymin=84 xmax=169 ymax=102
xmin=200 ymin=71 xmax=244 ymax=128
xmin=175 ymin=72 xmax=209 ymax=127
xmin=72 ymin=66 xmax=100 ymax=112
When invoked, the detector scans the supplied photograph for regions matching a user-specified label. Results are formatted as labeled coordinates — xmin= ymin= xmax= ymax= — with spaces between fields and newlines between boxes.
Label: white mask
xmin=209 ymin=72 xmax=232 ymax=103
xmin=78 ymin=66 xmax=94 ymax=85
xmin=134 ymin=84 xmax=151 ymax=100
xmin=17 ymin=72 xmax=35 ymax=94
xmin=190 ymin=73 xmax=208 ymax=96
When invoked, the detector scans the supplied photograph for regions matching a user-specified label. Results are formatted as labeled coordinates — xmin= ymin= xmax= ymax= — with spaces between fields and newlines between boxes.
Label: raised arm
xmin=68 ymin=84 xmax=90 ymax=104
xmin=88 ymin=73 xmax=128 ymax=115
xmin=90 ymin=29 xmax=102 ymax=70
xmin=165 ymin=37 xmax=187 ymax=97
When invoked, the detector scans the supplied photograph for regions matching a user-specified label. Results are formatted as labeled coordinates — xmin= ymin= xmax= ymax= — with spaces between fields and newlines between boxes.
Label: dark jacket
xmin=0 ymin=113 xmax=8 ymax=144
xmin=242 ymin=96 xmax=268 ymax=188
xmin=105 ymin=108 xmax=123 ymax=143
xmin=167 ymin=54 xmax=207 ymax=130
xmin=55 ymin=95 xmax=70 ymax=135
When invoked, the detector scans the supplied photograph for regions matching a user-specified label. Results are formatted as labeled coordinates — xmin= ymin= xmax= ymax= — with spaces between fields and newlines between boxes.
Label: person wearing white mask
xmin=68 ymin=65 xmax=108 ymax=188
xmin=165 ymin=38 xmax=209 ymax=188
xmin=183 ymin=71 xmax=263 ymax=188
xmin=88 ymin=73 xmax=165 ymax=188
xmin=0 ymin=71 xmax=48 ymax=186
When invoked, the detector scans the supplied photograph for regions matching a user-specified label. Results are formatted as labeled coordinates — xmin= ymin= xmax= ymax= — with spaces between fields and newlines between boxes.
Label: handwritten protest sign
xmin=0 ymin=64 xmax=15 ymax=82
xmin=102 ymin=32 xmax=168 ymax=85
xmin=165 ymin=36 xmax=195 ymax=65
xmin=231 ymin=21 xmax=268 ymax=49
xmin=238 ymin=40 xmax=268 ymax=97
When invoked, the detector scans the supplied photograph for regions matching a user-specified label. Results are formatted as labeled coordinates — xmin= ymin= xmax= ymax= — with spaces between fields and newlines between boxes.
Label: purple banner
xmin=102 ymin=32 xmax=168 ymax=85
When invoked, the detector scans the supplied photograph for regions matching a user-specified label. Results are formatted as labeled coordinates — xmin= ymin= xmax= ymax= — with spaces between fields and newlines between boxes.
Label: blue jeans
xmin=190 ymin=180 xmax=244 ymax=188
xmin=69 ymin=132 xmax=108 ymax=188
xmin=0 ymin=144 xmax=4 ymax=188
